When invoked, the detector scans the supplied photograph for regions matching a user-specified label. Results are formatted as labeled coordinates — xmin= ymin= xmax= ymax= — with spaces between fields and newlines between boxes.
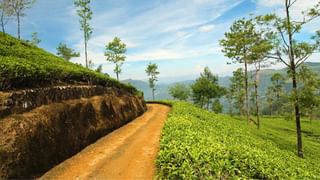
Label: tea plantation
xmin=0 ymin=33 xmax=137 ymax=93
xmin=156 ymin=101 xmax=320 ymax=179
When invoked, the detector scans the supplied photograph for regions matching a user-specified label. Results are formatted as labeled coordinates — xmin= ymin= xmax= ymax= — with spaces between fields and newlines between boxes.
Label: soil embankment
xmin=41 ymin=104 xmax=170 ymax=180
xmin=0 ymin=86 xmax=146 ymax=179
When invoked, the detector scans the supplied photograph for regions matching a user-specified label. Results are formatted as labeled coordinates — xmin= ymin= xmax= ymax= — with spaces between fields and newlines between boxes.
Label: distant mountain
xmin=123 ymin=62 xmax=320 ymax=101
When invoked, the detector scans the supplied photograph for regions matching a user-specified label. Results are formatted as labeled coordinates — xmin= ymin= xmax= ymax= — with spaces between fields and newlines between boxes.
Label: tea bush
xmin=0 ymin=33 xmax=137 ymax=94
xmin=156 ymin=101 xmax=320 ymax=179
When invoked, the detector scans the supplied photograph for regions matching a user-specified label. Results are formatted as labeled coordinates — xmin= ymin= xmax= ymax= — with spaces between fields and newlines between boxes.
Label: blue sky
xmin=4 ymin=0 xmax=320 ymax=83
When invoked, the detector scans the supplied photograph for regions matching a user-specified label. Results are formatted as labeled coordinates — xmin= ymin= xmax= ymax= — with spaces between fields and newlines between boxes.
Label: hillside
xmin=0 ymin=33 xmax=137 ymax=94
xmin=125 ymin=62 xmax=320 ymax=101
xmin=0 ymin=34 xmax=147 ymax=178
xmin=156 ymin=101 xmax=320 ymax=179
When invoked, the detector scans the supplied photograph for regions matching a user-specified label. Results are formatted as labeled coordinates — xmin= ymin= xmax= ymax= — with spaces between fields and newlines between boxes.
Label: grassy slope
xmin=156 ymin=101 xmax=320 ymax=179
xmin=0 ymin=33 xmax=137 ymax=93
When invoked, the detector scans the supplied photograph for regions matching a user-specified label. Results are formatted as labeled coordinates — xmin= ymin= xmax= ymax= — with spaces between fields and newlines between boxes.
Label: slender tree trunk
xmin=269 ymin=103 xmax=272 ymax=116
xmin=17 ymin=13 xmax=20 ymax=39
xmin=1 ymin=12 xmax=5 ymax=34
xmin=285 ymin=0 xmax=303 ymax=158
xmin=116 ymin=72 xmax=119 ymax=81
xmin=152 ymin=88 xmax=155 ymax=101
xmin=244 ymin=59 xmax=250 ymax=124
xmin=254 ymin=77 xmax=260 ymax=129
xmin=84 ymin=39 xmax=88 ymax=68
xmin=292 ymin=68 xmax=303 ymax=158
xmin=254 ymin=65 xmax=261 ymax=129
xmin=207 ymin=98 xmax=210 ymax=110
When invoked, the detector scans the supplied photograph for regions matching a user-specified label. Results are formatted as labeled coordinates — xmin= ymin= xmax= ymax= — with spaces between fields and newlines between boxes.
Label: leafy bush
xmin=156 ymin=101 xmax=320 ymax=179
xmin=0 ymin=33 xmax=138 ymax=94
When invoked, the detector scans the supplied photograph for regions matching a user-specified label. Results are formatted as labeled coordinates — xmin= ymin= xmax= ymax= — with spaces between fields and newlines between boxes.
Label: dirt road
xmin=41 ymin=104 xmax=170 ymax=180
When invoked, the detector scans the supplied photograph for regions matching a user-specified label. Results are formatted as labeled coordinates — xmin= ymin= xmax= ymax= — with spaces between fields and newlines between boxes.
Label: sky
xmin=4 ymin=0 xmax=320 ymax=83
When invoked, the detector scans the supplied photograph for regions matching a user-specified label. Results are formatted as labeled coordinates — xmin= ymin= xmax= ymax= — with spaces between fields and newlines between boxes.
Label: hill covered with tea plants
xmin=0 ymin=33 xmax=136 ymax=93
xmin=156 ymin=101 xmax=320 ymax=179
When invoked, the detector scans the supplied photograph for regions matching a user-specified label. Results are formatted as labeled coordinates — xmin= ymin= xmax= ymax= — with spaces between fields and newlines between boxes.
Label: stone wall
xmin=0 ymin=86 xmax=147 ymax=179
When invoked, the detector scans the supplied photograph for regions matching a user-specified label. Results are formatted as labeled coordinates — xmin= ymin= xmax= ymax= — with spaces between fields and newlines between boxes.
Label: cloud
xmin=199 ymin=24 xmax=215 ymax=32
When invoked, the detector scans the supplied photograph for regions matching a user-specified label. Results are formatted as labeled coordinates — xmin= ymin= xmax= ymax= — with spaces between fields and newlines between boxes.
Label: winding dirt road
xmin=41 ymin=104 xmax=170 ymax=180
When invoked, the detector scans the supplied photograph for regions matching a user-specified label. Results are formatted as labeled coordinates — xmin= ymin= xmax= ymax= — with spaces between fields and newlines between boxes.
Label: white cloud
xmin=199 ymin=24 xmax=215 ymax=32
xmin=256 ymin=0 xmax=283 ymax=7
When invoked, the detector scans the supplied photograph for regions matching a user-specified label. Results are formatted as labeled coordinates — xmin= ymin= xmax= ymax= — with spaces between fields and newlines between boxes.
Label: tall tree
xmin=191 ymin=67 xmax=225 ymax=110
xmin=271 ymin=73 xmax=286 ymax=102
xmin=74 ymin=0 xmax=92 ymax=68
xmin=256 ymin=0 xmax=320 ymax=158
xmin=56 ymin=43 xmax=80 ymax=61
xmin=104 ymin=37 xmax=126 ymax=81
xmin=220 ymin=18 xmax=260 ymax=124
xmin=247 ymin=27 xmax=273 ymax=129
xmin=9 ymin=0 xmax=35 ymax=39
xmin=0 ymin=0 xmax=13 ymax=34
xmin=265 ymin=73 xmax=286 ymax=115
xmin=145 ymin=63 xmax=159 ymax=101
xmin=169 ymin=83 xmax=190 ymax=101
xmin=229 ymin=68 xmax=245 ymax=116
xmin=298 ymin=65 xmax=320 ymax=121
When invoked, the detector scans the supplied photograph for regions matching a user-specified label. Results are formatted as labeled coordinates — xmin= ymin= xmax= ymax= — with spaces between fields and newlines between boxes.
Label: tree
xmin=212 ymin=99 xmax=223 ymax=113
xmin=271 ymin=73 xmax=286 ymax=102
xmin=0 ymin=0 xmax=13 ymax=34
xmin=74 ymin=0 xmax=92 ymax=68
xmin=229 ymin=68 xmax=245 ymax=115
xmin=265 ymin=86 xmax=275 ymax=116
xmin=256 ymin=0 xmax=320 ymax=158
xmin=247 ymin=27 xmax=273 ymax=129
xmin=169 ymin=83 xmax=190 ymax=101
xmin=225 ymin=89 xmax=234 ymax=116
xmin=56 ymin=43 xmax=80 ymax=61
xmin=220 ymin=18 xmax=261 ymax=124
xmin=191 ymin=67 xmax=225 ymax=110
xmin=9 ymin=0 xmax=36 ymax=39
xmin=105 ymin=37 xmax=126 ymax=81
xmin=96 ymin=64 xmax=103 ymax=73
xmin=29 ymin=32 xmax=40 ymax=45
xmin=265 ymin=73 xmax=286 ymax=116
xmin=145 ymin=63 xmax=159 ymax=101
xmin=298 ymin=65 xmax=320 ymax=121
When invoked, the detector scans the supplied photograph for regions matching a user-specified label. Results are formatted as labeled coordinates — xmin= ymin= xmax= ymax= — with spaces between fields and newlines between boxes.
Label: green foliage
xmin=145 ymin=62 xmax=159 ymax=101
xmin=265 ymin=73 xmax=287 ymax=115
xmin=191 ymin=67 xmax=225 ymax=109
xmin=0 ymin=33 xmax=138 ymax=94
xmin=212 ymin=99 xmax=223 ymax=113
xmin=104 ymin=37 xmax=126 ymax=81
xmin=9 ymin=0 xmax=36 ymax=39
xmin=74 ymin=0 xmax=92 ymax=68
xmin=56 ymin=43 xmax=80 ymax=61
xmin=228 ymin=68 xmax=245 ymax=115
xmin=0 ymin=0 xmax=13 ymax=34
xmin=169 ymin=83 xmax=190 ymax=101
xmin=298 ymin=65 xmax=320 ymax=120
xmin=156 ymin=101 xmax=320 ymax=179
xmin=29 ymin=32 xmax=40 ymax=46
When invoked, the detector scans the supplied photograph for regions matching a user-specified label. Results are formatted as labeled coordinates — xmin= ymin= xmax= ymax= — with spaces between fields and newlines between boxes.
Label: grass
xmin=156 ymin=101 xmax=320 ymax=179
xmin=0 ymin=33 xmax=138 ymax=94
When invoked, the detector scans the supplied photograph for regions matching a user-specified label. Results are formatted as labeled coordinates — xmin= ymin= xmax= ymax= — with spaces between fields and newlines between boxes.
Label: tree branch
xmin=296 ymin=54 xmax=311 ymax=68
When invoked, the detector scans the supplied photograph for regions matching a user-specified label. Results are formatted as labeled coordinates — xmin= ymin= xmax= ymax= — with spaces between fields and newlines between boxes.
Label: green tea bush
xmin=156 ymin=101 xmax=320 ymax=179
xmin=0 ymin=33 xmax=138 ymax=94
